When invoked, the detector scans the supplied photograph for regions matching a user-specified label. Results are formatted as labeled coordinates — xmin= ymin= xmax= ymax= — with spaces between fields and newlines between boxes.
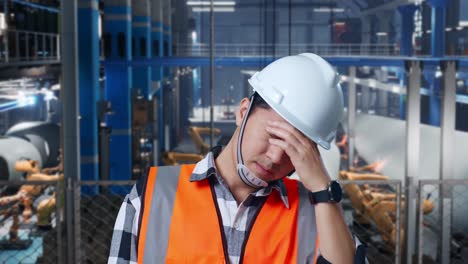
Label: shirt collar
xmin=189 ymin=151 xmax=290 ymax=208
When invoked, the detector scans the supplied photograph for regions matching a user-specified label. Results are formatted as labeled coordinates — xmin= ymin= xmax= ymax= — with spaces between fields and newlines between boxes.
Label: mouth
xmin=254 ymin=162 xmax=274 ymax=177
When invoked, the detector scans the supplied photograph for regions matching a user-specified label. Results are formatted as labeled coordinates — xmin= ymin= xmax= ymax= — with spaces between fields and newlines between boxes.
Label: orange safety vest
xmin=137 ymin=165 xmax=320 ymax=264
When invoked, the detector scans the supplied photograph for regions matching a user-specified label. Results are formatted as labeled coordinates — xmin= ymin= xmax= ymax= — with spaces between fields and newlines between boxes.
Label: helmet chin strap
xmin=236 ymin=94 xmax=269 ymax=188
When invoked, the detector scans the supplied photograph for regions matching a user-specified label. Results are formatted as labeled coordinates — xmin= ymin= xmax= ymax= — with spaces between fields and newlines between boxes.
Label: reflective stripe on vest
xmin=138 ymin=165 xmax=319 ymax=263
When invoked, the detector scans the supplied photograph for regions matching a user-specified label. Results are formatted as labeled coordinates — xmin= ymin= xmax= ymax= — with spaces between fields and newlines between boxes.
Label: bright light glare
xmin=392 ymin=85 xmax=401 ymax=94
xmin=18 ymin=92 xmax=36 ymax=107
xmin=44 ymin=90 xmax=55 ymax=101
xmin=192 ymin=7 xmax=235 ymax=12
xmin=0 ymin=13 xmax=6 ymax=31
xmin=459 ymin=21 xmax=468 ymax=27
xmin=187 ymin=1 xmax=236 ymax=6
xmin=313 ymin=7 xmax=344 ymax=12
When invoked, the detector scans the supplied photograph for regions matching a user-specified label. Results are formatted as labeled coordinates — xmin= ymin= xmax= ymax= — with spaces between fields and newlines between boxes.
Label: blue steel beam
xmin=398 ymin=5 xmax=418 ymax=56
xmin=102 ymin=56 xmax=468 ymax=68
xmin=102 ymin=56 xmax=408 ymax=67
xmin=132 ymin=0 xmax=151 ymax=98
xmin=78 ymin=0 xmax=100 ymax=182
xmin=427 ymin=0 xmax=447 ymax=57
xmin=103 ymin=0 xmax=133 ymax=181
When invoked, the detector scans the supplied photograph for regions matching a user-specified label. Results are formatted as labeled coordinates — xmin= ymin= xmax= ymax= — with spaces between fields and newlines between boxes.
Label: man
xmin=109 ymin=53 xmax=366 ymax=264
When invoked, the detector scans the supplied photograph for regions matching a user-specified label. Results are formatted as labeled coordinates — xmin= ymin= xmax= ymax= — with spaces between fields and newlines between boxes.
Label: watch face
xmin=330 ymin=181 xmax=342 ymax=202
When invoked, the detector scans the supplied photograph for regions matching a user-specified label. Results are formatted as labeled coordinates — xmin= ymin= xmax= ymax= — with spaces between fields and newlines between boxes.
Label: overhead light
xmin=313 ymin=7 xmax=344 ymax=13
xmin=334 ymin=22 xmax=345 ymax=26
xmin=445 ymin=27 xmax=452 ymax=31
xmin=0 ymin=13 xmax=6 ymax=31
xmin=426 ymin=30 xmax=432 ymax=34
xmin=187 ymin=1 xmax=236 ymax=6
xmin=456 ymin=26 xmax=463 ymax=30
xmin=392 ymin=85 xmax=401 ymax=94
xmin=376 ymin=32 xmax=387 ymax=36
xmin=192 ymin=7 xmax=235 ymax=12
xmin=98 ymin=14 xmax=102 ymax=38
xmin=18 ymin=92 xmax=36 ymax=107
xmin=459 ymin=21 xmax=468 ymax=27
xmin=43 ymin=90 xmax=56 ymax=101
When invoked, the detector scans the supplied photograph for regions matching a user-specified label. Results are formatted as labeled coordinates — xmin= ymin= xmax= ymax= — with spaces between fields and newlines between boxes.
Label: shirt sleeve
xmin=108 ymin=185 xmax=141 ymax=264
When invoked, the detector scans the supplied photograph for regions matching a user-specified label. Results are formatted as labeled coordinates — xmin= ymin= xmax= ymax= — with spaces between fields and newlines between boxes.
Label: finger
xmin=268 ymin=138 xmax=299 ymax=158
xmin=265 ymin=125 xmax=302 ymax=149
xmin=310 ymin=141 xmax=322 ymax=158
xmin=267 ymin=121 xmax=309 ymax=146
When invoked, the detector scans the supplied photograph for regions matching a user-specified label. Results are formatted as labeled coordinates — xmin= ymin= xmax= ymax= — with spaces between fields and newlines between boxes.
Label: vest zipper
xmin=238 ymin=197 xmax=267 ymax=264
xmin=209 ymin=177 xmax=230 ymax=264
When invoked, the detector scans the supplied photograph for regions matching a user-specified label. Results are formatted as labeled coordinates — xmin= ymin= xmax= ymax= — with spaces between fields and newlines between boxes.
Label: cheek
xmin=241 ymin=133 xmax=269 ymax=158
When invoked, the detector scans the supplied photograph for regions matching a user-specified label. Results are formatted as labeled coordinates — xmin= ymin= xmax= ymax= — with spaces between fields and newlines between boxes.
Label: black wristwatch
xmin=308 ymin=180 xmax=343 ymax=204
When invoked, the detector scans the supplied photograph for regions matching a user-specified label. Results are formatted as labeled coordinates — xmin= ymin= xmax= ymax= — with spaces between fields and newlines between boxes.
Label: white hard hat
xmin=248 ymin=53 xmax=344 ymax=150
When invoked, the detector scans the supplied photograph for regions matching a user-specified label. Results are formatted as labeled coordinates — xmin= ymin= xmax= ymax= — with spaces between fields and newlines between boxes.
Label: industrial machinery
xmin=0 ymin=121 xmax=61 ymax=256
xmin=0 ymin=122 xmax=60 ymax=182
xmin=162 ymin=126 xmax=221 ymax=166
xmin=132 ymin=96 xmax=155 ymax=179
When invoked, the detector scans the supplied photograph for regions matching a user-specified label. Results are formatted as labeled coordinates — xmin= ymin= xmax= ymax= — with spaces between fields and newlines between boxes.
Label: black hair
xmin=250 ymin=92 xmax=271 ymax=111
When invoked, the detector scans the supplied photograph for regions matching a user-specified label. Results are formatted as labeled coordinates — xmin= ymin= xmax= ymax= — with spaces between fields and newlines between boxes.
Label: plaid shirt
xmin=108 ymin=151 xmax=364 ymax=263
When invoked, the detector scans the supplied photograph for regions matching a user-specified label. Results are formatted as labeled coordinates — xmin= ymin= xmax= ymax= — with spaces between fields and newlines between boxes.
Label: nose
xmin=267 ymin=144 xmax=286 ymax=164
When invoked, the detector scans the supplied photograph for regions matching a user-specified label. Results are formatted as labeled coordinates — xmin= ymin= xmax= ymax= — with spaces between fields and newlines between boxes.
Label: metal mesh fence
xmin=0 ymin=180 xmax=63 ymax=264
xmin=75 ymin=181 xmax=135 ymax=264
xmin=339 ymin=178 xmax=403 ymax=264
xmin=5 ymin=177 xmax=468 ymax=264
xmin=417 ymin=180 xmax=468 ymax=264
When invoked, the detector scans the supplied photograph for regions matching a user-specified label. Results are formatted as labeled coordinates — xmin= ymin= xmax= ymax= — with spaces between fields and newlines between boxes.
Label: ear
xmin=235 ymin=97 xmax=251 ymax=126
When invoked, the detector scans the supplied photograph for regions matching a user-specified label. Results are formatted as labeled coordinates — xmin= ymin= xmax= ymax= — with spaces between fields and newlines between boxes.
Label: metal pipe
xmin=42 ymin=33 xmax=46 ymax=58
xmin=35 ymin=33 xmax=38 ymax=59
xmin=74 ymin=183 xmax=81 ymax=263
xmin=439 ymin=60 xmax=457 ymax=264
xmin=347 ymin=66 xmax=356 ymax=170
xmin=15 ymin=31 xmax=19 ymax=59
xmin=25 ymin=32 xmax=29 ymax=60
xmin=57 ymin=36 xmax=61 ymax=60
xmin=396 ymin=181 xmax=402 ymax=264
xmin=404 ymin=60 xmax=421 ymax=264
xmin=56 ymin=181 xmax=63 ymax=264
xmin=417 ymin=180 xmax=424 ymax=264
xmin=61 ymin=0 xmax=80 ymax=263
xmin=209 ymin=0 xmax=214 ymax=148
xmin=50 ymin=35 xmax=53 ymax=59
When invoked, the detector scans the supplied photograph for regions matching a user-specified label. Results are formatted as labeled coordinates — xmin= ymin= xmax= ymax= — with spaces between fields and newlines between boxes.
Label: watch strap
xmin=308 ymin=189 xmax=330 ymax=204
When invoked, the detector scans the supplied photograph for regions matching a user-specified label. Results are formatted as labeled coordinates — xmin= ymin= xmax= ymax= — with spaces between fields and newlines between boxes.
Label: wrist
xmin=303 ymin=177 xmax=331 ymax=192
xmin=308 ymin=180 xmax=343 ymax=204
